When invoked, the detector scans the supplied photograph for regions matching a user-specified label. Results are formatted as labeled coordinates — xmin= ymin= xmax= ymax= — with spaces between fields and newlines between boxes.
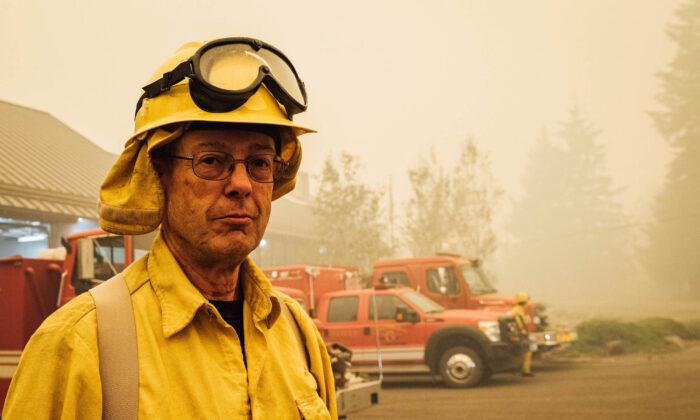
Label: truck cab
xmin=314 ymin=287 xmax=526 ymax=388
xmin=1 ymin=229 xmax=158 ymax=408
xmin=372 ymin=254 xmax=574 ymax=349
xmin=58 ymin=228 xmax=156 ymax=306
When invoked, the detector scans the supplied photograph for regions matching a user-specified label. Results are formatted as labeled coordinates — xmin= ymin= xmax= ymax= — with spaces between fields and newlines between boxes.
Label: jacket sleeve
xmin=288 ymin=301 xmax=338 ymax=419
xmin=2 ymin=299 xmax=102 ymax=419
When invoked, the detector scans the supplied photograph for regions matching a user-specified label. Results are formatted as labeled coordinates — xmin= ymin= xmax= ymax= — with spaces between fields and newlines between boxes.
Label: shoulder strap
xmin=89 ymin=273 xmax=139 ymax=420
xmin=279 ymin=300 xmax=309 ymax=371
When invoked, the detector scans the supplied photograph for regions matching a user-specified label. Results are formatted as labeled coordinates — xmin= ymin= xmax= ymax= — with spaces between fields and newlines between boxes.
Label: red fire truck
xmin=373 ymin=254 xmax=575 ymax=350
xmin=261 ymin=266 xmax=528 ymax=387
xmin=312 ymin=287 xmax=526 ymax=388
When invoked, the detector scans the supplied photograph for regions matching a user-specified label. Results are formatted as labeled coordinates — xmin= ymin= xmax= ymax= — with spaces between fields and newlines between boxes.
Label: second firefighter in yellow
xmin=510 ymin=292 xmax=534 ymax=377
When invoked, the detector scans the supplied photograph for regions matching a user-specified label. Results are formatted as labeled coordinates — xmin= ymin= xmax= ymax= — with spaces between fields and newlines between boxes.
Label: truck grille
xmin=533 ymin=304 xmax=548 ymax=331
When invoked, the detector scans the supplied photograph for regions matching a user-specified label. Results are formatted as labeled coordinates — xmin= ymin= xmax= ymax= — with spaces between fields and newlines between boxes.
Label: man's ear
xmin=153 ymin=159 xmax=173 ymax=206
xmin=151 ymin=155 xmax=168 ymax=178
xmin=150 ymin=139 xmax=178 ymax=180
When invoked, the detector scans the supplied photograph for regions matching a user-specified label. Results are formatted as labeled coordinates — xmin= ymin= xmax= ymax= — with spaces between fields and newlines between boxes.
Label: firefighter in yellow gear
xmin=510 ymin=292 xmax=534 ymax=377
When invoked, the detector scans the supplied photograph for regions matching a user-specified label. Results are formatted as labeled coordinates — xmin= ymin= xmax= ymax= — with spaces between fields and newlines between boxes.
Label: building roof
xmin=0 ymin=100 xmax=117 ymax=221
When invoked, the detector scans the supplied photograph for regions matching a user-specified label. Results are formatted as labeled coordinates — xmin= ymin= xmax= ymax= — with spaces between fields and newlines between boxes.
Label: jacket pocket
xmin=295 ymin=392 xmax=331 ymax=420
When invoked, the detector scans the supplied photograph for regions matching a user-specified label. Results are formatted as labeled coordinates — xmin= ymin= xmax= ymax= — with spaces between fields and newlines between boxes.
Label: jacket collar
xmin=239 ymin=258 xmax=282 ymax=328
xmin=147 ymin=233 xmax=281 ymax=338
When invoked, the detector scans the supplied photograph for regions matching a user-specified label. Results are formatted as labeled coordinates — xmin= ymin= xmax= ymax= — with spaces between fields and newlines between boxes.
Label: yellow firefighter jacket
xmin=3 ymin=234 xmax=336 ymax=419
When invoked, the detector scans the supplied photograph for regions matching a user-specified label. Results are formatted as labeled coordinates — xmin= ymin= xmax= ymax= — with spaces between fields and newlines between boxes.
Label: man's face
xmin=159 ymin=128 xmax=275 ymax=265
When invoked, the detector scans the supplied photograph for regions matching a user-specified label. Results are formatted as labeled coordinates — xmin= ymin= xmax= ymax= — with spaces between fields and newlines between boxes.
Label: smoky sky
xmin=0 ymin=0 xmax=681 ymax=252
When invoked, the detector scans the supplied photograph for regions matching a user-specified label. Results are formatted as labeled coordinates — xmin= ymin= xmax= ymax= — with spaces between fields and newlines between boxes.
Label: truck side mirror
xmin=61 ymin=236 xmax=72 ymax=254
xmin=76 ymin=238 xmax=95 ymax=280
xmin=395 ymin=307 xmax=420 ymax=323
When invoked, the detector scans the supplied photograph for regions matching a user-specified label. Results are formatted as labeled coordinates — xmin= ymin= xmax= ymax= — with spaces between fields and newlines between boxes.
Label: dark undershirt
xmin=209 ymin=299 xmax=246 ymax=367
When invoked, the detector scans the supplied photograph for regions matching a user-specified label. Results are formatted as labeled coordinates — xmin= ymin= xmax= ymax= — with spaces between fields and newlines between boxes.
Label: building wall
xmin=249 ymin=232 xmax=320 ymax=268
xmin=249 ymin=173 xmax=320 ymax=268
xmin=0 ymin=216 xmax=98 ymax=259
xmin=0 ymin=235 xmax=47 ymax=258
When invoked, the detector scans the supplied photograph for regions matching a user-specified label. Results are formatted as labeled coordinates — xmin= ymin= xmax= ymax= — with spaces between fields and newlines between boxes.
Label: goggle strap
xmin=142 ymin=61 xmax=195 ymax=98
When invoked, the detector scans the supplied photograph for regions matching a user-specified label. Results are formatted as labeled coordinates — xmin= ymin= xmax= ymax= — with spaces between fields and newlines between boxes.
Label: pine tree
xmin=643 ymin=0 xmax=700 ymax=297
xmin=311 ymin=152 xmax=393 ymax=274
xmin=507 ymin=131 xmax=568 ymax=241
xmin=505 ymin=108 xmax=632 ymax=301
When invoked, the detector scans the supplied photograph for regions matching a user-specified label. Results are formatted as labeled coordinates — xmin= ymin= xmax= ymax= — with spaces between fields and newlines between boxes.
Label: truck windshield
xmin=93 ymin=236 xmax=126 ymax=280
xmin=400 ymin=290 xmax=444 ymax=314
xmin=460 ymin=264 xmax=497 ymax=295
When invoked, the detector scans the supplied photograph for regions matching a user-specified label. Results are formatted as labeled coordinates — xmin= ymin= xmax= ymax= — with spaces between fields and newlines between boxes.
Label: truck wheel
xmin=438 ymin=346 xmax=484 ymax=388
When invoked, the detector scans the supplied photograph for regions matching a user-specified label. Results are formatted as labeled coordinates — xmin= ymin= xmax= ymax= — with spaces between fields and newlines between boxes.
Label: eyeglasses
xmin=167 ymin=151 xmax=288 ymax=182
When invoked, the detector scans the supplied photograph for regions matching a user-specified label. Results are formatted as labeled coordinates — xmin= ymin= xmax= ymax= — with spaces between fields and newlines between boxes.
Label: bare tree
xmin=448 ymin=138 xmax=503 ymax=260
xmin=404 ymin=140 xmax=502 ymax=261
xmin=403 ymin=148 xmax=452 ymax=257
xmin=311 ymin=152 xmax=393 ymax=274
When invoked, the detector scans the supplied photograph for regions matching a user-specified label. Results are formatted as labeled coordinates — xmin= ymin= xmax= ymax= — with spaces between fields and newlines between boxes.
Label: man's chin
xmin=207 ymin=236 xmax=258 ymax=261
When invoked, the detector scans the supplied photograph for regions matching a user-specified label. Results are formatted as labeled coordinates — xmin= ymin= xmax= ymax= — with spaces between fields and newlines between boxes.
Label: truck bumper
xmin=488 ymin=342 xmax=525 ymax=373
xmin=530 ymin=330 xmax=577 ymax=349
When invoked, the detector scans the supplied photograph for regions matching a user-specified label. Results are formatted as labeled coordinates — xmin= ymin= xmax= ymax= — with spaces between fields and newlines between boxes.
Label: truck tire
xmin=438 ymin=345 xmax=484 ymax=388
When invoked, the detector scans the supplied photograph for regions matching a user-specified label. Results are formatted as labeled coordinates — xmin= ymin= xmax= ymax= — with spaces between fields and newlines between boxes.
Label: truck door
xmin=323 ymin=295 xmax=365 ymax=351
xmin=420 ymin=265 xmax=467 ymax=309
xmin=357 ymin=294 xmax=426 ymax=364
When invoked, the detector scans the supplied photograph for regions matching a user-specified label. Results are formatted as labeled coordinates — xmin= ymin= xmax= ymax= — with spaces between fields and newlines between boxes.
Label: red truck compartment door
xmin=353 ymin=294 xmax=425 ymax=365
xmin=322 ymin=295 xmax=365 ymax=350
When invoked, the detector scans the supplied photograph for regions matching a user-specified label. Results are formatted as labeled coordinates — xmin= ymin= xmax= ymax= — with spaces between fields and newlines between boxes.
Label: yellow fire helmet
xmin=514 ymin=292 xmax=531 ymax=305
xmin=98 ymin=38 xmax=314 ymax=235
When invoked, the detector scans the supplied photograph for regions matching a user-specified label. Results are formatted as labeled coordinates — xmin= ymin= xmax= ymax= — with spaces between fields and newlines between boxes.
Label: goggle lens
xmin=199 ymin=43 xmax=305 ymax=104
xmin=256 ymin=48 xmax=305 ymax=103
xmin=200 ymin=45 xmax=262 ymax=90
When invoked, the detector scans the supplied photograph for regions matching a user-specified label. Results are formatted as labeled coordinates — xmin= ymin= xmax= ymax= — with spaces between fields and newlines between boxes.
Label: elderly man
xmin=3 ymin=37 xmax=336 ymax=419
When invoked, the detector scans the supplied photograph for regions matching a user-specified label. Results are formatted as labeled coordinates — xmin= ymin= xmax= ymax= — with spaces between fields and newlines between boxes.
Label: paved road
xmin=347 ymin=343 xmax=700 ymax=420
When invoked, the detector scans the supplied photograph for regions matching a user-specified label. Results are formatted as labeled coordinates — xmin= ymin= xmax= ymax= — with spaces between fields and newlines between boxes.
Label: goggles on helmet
xmin=135 ymin=37 xmax=308 ymax=119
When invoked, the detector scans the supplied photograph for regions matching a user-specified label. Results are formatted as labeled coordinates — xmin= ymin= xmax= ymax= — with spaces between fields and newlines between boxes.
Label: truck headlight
xmin=478 ymin=321 xmax=501 ymax=342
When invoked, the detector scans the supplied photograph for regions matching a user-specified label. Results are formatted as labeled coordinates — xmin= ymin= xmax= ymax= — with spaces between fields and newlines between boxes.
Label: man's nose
xmin=223 ymin=162 xmax=253 ymax=196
